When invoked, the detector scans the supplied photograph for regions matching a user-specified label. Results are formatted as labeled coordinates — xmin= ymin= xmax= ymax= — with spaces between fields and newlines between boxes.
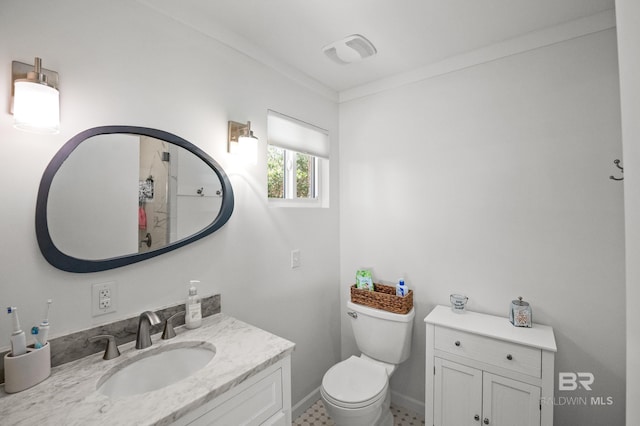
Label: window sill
xmin=267 ymin=198 xmax=327 ymax=208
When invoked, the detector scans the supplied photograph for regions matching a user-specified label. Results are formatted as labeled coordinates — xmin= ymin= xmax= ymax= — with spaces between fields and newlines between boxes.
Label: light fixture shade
xmin=13 ymin=80 xmax=60 ymax=134
xmin=237 ymin=135 xmax=258 ymax=165
xmin=228 ymin=120 xmax=258 ymax=165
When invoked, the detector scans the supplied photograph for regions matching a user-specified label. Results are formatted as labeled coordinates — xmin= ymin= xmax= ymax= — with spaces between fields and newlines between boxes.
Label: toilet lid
xmin=322 ymin=356 xmax=388 ymax=407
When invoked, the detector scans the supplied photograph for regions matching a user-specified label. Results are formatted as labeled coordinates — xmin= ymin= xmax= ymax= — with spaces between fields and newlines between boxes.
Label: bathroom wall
xmin=339 ymin=28 xmax=625 ymax=425
xmin=0 ymin=0 xmax=340 ymax=408
xmin=615 ymin=0 xmax=640 ymax=421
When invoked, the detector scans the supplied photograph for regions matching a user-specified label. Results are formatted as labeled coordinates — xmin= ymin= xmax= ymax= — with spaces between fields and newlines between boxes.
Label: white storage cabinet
xmin=425 ymin=306 xmax=556 ymax=426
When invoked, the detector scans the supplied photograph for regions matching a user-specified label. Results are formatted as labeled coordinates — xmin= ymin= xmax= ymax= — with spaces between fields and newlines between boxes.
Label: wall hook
xmin=609 ymin=159 xmax=624 ymax=181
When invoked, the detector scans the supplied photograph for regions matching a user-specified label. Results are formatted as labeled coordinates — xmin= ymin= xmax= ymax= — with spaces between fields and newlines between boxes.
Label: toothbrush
xmin=37 ymin=299 xmax=53 ymax=347
xmin=7 ymin=307 xmax=27 ymax=356
xmin=31 ymin=326 xmax=42 ymax=349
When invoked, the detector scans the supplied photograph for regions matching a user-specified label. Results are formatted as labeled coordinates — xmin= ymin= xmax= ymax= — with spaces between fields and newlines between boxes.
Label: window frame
xmin=267 ymin=110 xmax=329 ymax=208
xmin=285 ymin=149 xmax=317 ymax=200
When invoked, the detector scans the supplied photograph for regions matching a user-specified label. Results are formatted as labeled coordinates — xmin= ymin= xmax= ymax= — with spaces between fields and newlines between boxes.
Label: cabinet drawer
xmin=188 ymin=368 xmax=283 ymax=426
xmin=435 ymin=327 xmax=541 ymax=377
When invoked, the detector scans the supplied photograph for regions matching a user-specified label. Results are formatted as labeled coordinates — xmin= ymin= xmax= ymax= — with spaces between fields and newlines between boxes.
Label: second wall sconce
xmin=11 ymin=57 xmax=60 ymax=134
xmin=228 ymin=120 xmax=258 ymax=165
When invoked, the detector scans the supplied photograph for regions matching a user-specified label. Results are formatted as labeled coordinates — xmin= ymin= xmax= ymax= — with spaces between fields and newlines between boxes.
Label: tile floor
xmin=292 ymin=399 xmax=425 ymax=426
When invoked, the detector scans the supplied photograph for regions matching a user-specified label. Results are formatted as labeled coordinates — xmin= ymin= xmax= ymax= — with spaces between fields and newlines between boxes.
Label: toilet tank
xmin=347 ymin=300 xmax=415 ymax=364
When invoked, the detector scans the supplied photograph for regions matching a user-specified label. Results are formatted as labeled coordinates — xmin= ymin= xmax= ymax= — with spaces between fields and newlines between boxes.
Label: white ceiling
xmin=141 ymin=0 xmax=615 ymax=94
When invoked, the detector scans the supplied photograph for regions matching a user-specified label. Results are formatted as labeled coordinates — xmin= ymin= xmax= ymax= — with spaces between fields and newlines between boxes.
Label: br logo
xmin=558 ymin=372 xmax=594 ymax=391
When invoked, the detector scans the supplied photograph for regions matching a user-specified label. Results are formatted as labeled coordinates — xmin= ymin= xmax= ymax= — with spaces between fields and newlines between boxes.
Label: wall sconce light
xmin=228 ymin=120 xmax=258 ymax=165
xmin=11 ymin=57 xmax=60 ymax=134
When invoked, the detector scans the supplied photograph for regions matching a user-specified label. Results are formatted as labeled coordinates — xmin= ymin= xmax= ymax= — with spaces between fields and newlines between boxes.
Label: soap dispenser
xmin=185 ymin=280 xmax=202 ymax=329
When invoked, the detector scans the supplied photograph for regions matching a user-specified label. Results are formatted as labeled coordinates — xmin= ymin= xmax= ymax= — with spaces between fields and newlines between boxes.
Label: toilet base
xmin=321 ymin=387 xmax=392 ymax=426
xmin=379 ymin=390 xmax=393 ymax=426
xmin=379 ymin=407 xmax=393 ymax=426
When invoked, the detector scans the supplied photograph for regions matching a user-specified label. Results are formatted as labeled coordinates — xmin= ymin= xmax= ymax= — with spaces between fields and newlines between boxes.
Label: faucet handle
xmin=89 ymin=334 xmax=121 ymax=360
xmin=162 ymin=311 xmax=186 ymax=340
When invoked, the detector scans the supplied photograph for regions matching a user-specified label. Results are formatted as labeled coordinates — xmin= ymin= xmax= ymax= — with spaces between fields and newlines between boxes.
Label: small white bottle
xmin=396 ymin=278 xmax=408 ymax=297
xmin=185 ymin=280 xmax=202 ymax=329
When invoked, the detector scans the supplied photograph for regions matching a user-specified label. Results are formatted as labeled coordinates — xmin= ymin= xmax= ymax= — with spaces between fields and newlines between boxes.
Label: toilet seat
xmin=321 ymin=356 xmax=389 ymax=409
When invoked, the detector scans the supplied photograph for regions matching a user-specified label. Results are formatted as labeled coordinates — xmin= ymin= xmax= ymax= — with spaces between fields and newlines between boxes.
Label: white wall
xmin=615 ymin=0 xmax=640 ymax=421
xmin=339 ymin=29 xmax=625 ymax=425
xmin=0 ymin=0 xmax=340 ymax=407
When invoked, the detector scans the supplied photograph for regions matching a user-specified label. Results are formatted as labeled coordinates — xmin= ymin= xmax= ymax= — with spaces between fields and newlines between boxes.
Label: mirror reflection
xmin=36 ymin=126 xmax=234 ymax=273
xmin=47 ymin=134 xmax=224 ymax=260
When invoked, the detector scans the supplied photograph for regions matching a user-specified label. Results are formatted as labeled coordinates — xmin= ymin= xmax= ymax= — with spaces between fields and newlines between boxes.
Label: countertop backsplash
xmin=0 ymin=294 xmax=221 ymax=383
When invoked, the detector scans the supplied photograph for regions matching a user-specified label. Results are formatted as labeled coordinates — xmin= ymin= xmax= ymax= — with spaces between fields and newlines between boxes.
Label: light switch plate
xmin=291 ymin=249 xmax=301 ymax=269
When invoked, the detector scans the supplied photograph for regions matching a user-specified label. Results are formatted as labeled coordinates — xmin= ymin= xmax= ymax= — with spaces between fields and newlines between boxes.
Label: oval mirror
xmin=36 ymin=126 xmax=234 ymax=273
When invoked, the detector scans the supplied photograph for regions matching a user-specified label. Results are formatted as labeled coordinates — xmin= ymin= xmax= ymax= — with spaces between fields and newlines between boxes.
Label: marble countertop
xmin=0 ymin=313 xmax=295 ymax=425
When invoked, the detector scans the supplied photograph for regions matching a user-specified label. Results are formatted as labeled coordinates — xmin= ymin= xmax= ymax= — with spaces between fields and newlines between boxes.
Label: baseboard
xmin=292 ymin=386 xmax=321 ymax=420
xmin=391 ymin=390 xmax=425 ymax=418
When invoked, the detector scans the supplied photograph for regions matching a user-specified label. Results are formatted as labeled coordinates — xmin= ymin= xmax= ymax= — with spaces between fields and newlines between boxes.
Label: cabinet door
xmin=482 ymin=372 xmax=541 ymax=426
xmin=261 ymin=411 xmax=286 ymax=426
xmin=187 ymin=368 xmax=283 ymax=426
xmin=434 ymin=358 xmax=483 ymax=426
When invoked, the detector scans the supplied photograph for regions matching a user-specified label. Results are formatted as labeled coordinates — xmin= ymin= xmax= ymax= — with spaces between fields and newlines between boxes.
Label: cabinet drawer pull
xmin=484 ymin=418 xmax=490 ymax=425
xmin=474 ymin=414 xmax=480 ymax=421
xmin=455 ymin=340 xmax=461 ymax=347
xmin=506 ymin=354 xmax=513 ymax=360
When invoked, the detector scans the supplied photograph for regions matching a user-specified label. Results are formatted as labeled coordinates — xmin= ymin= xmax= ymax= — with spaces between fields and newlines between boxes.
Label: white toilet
xmin=321 ymin=300 xmax=415 ymax=426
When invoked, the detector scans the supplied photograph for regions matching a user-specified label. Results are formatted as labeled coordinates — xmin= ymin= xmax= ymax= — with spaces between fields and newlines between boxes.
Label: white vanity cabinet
xmin=425 ymin=306 xmax=556 ymax=426
xmin=0 ymin=313 xmax=295 ymax=426
xmin=173 ymin=356 xmax=291 ymax=426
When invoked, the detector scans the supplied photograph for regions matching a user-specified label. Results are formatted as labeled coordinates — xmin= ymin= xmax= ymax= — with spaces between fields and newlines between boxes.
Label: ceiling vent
xmin=322 ymin=34 xmax=377 ymax=65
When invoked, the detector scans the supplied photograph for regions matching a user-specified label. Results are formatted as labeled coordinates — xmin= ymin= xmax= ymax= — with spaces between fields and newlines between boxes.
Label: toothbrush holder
xmin=3 ymin=342 xmax=51 ymax=393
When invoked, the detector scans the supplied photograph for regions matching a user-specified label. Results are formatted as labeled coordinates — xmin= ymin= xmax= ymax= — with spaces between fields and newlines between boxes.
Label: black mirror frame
xmin=35 ymin=125 xmax=234 ymax=273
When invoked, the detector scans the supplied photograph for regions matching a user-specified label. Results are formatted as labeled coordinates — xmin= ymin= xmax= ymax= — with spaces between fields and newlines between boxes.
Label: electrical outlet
xmin=291 ymin=249 xmax=301 ymax=269
xmin=99 ymin=297 xmax=111 ymax=309
xmin=92 ymin=281 xmax=117 ymax=316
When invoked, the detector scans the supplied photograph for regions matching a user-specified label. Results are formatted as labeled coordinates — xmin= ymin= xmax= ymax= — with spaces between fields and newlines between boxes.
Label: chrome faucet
xmin=135 ymin=311 xmax=161 ymax=349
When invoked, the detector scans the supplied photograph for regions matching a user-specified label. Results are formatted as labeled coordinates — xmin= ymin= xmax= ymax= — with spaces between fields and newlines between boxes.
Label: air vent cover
xmin=323 ymin=34 xmax=377 ymax=65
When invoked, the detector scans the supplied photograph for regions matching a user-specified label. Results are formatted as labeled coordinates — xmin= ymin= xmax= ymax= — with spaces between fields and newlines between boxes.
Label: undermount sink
xmin=97 ymin=341 xmax=216 ymax=398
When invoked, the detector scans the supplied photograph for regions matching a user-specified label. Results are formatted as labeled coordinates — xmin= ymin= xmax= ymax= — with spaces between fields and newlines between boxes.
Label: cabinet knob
xmin=474 ymin=414 xmax=480 ymax=421
xmin=455 ymin=340 xmax=461 ymax=347
xmin=484 ymin=418 xmax=490 ymax=425
xmin=506 ymin=354 xmax=513 ymax=360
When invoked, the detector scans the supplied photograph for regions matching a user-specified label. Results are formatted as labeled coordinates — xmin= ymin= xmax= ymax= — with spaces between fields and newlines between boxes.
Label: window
xmin=267 ymin=110 xmax=329 ymax=206
xmin=267 ymin=147 xmax=317 ymax=199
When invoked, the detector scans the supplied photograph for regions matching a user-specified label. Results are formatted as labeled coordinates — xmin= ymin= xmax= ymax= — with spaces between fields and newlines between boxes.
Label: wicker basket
xmin=350 ymin=283 xmax=413 ymax=314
